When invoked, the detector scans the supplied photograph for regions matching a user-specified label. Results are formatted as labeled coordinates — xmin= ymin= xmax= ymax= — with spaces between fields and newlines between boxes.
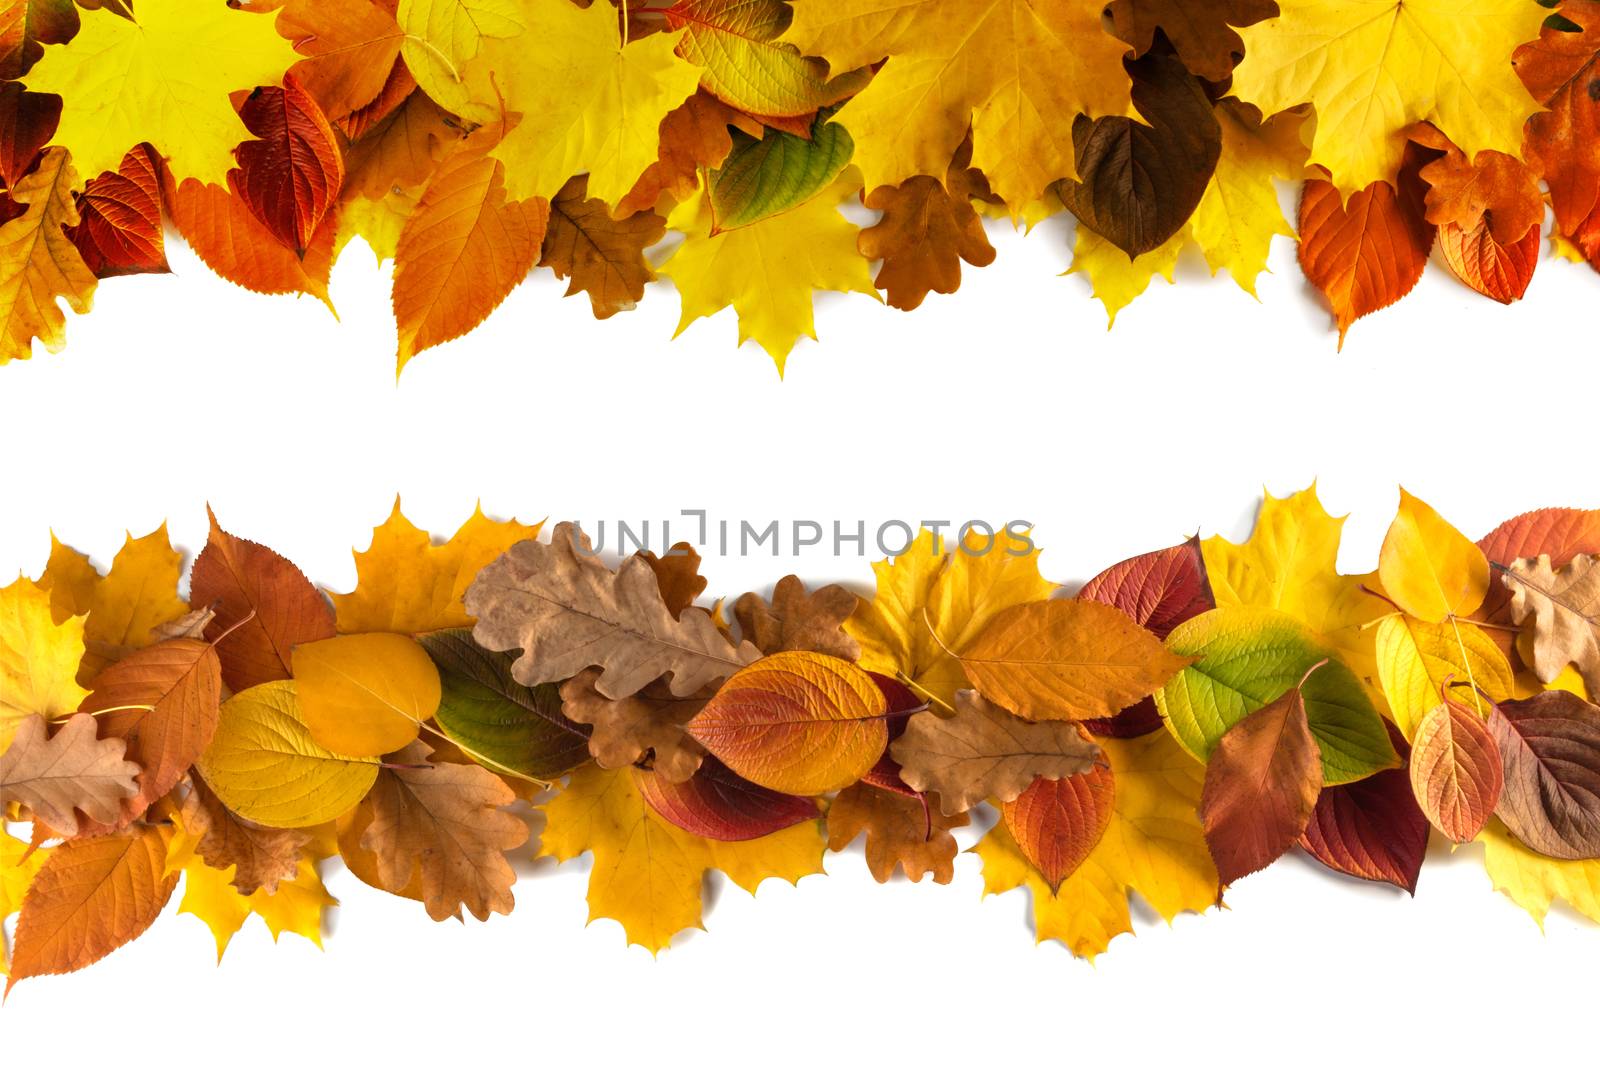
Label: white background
xmin=2 ymin=208 xmax=1597 ymax=1061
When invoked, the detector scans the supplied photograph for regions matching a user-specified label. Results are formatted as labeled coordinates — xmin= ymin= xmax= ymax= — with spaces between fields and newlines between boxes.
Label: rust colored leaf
xmin=1488 ymin=691 xmax=1600 ymax=860
xmin=1477 ymin=508 xmax=1600 ymax=652
xmin=1300 ymin=724 xmax=1429 ymax=893
xmin=1409 ymin=688 xmax=1503 ymax=844
xmin=1056 ymin=52 xmax=1221 ymax=257
xmin=1001 ymin=763 xmax=1116 ymax=891
xmin=639 ymin=541 xmax=706 ymax=618
xmin=6 ymin=824 xmax=177 ymax=991
xmin=77 ymin=637 xmax=222 ymax=824
xmin=634 ymin=756 xmax=818 ymax=841
xmin=68 ymin=143 xmax=166 ymax=278
xmin=190 ymin=507 xmax=335 ymax=691
xmin=0 ymin=81 xmax=59 ymax=189
xmin=354 ymin=740 xmax=528 ymax=922
xmin=540 ymin=174 xmax=665 ymax=319
xmin=858 ymin=141 xmax=995 ymax=311
xmin=1515 ymin=2 xmax=1600 ymax=251
xmin=890 ymin=690 xmax=1101 ymax=816
xmin=0 ymin=713 xmax=138 ymax=836
xmin=1106 ymin=0 xmax=1278 ymax=81
xmin=231 ymin=75 xmax=345 ymax=254
xmin=826 ymin=781 xmax=968 ymax=884
xmin=732 ymin=574 xmax=860 ymax=660
xmin=178 ymin=775 xmax=309 ymax=895
xmin=167 ymin=174 xmax=336 ymax=303
xmin=617 ymin=91 xmax=737 ymax=216
xmin=1437 ymin=216 xmax=1538 ymax=304
xmin=342 ymin=89 xmax=460 ymax=200
xmin=278 ymin=0 xmax=404 ymax=121
xmin=1200 ymin=681 xmax=1324 ymax=885
xmin=393 ymin=151 xmax=547 ymax=369
xmin=560 ymin=667 xmax=709 ymax=783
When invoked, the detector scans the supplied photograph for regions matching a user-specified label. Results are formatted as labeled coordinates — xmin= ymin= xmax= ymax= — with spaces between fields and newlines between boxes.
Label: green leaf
xmin=708 ymin=113 xmax=853 ymax=232
xmin=418 ymin=629 xmax=591 ymax=779
xmin=1154 ymin=606 xmax=1399 ymax=785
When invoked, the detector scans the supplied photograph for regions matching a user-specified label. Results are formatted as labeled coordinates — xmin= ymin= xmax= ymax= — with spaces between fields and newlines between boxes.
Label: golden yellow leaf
xmin=0 ymin=578 xmax=90 ymax=750
xmin=1189 ymin=103 xmax=1307 ymax=294
xmin=659 ymin=180 xmax=877 ymax=373
xmin=78 ymin=523 xmax=188 ymax=684
xmin=0 ymin=828 xmax=50 ymax=977
xmin=331 ymin=499 xmax=542 ymax=635
xmin=540 ymin=763 xmax=824 ymax=953
xmin=1070 ymin=224 xmax=1185 ymax=325
xmin=1480 ymin=820 xmax=1600 ymax=927
xmin=37 ymin=533 xmax=99 ymax=624
xmin=1232 ymin=0 xmax=1546 ymax=193
xmin=0 ymin=147 xmax=96 ymax=363
xmin=847 ymin=526 xmax=1056 ymax=708
xmin=396 ymin=0 xmax=526 ymax=123
xmin=1378 ymin=488 xmax=1490 ymax=623
xmin=1374 ymin=614 xmax=1514 ymax=740
xmin=21 ymin=0 xmax=302 ymax=185
xmin=291 ymin=633 xmax=442 ymax=757
xmin=972 ymin=729 xmax=1218 ymax=959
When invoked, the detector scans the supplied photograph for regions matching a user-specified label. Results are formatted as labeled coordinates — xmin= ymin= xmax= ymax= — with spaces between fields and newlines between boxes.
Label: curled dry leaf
xmin=178 ymin=776 xmax=309 ymax=896
xmin=466 ymin=522 xmax=758 ymax=700
xmin=1505 ymin=553 xmax=1600 ymax=695
xmin=1408 ymin=689 xmax=1503 ymax=844
xmin=634 ymin=757 xmax=818 ymax=842
xmin=1001 ymin=763 xmax=1117 ymax=892
xmin=351 ymin=741 xmax=529 ymax=922
xmin=560 ymin=668 xmax=709 ymax=783
xmin=0 ymin=714 xmax=139 ymax=836
xmin=1487 ymin=691 xmax=1600 ymax=860
xmin=686 ymin=651 xmax=889 ymax=795
xmin=732 ymin=574 xmax=860 ymax=660
xmin=826 ymin=782 xmax=968 ymax=884
xmin=890 ymin=690 xmax=1101 ymax=817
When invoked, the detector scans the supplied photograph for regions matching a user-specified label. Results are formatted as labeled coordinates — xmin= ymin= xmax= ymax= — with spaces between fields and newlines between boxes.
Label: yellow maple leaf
xmin=1 ymin=578 xmax=91 ymax=750
xmin=846 ymin=526 xmax=1056 ymax=708
xmin=1201 ymin=485 xmax=1387 ymax=694
xmin=37 ymin=533 xmax=100 ymax=624
xmin=0 ymin=828 xmax=50 ymax=976
xmin=1189 ymin=103 xmax=1308 ymax=295
xmin=1232 ymin=0 xmax=1546 ymax=193
xmin=0 ymin=147 xmax=96 ymax=363
xmin=331 ymin=499 xmax=543 ymax=635
xmin=1069 ymin=225 xmax=1186 ymax=326
xmin=22 ymin=0 xmax=302 ymax=186
xmin=435 ymin=0 xmax=703 ymax=206
xmin=540 ymin=763 xmax=824 ymax=953
xmin=1479 ymin=821 xmax=1600 ymax=928
xmin=782 ymin=0 xmax=1131 ymax=210
xmin=973 ymin=729 xmax=1218 ymax=959
xmin=78 ymin=523 xmax=189 ymax=684
xmin=660 ymin=180 xmax=878 ymax=373
xmin=166 ymin=824 xmax=335 ymax=961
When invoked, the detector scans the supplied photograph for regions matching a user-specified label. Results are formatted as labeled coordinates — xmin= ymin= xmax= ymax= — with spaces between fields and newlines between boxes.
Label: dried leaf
xmin=177 ymin=776 xmax=309 ymax=895
xmin=1437 ymin=215 xmax=1539 ymax=303
xmin=559 ymin=668 xmax=708 ymax=783
xmin=1301 ymin=724 xmax=1429 ymax=892
xmin=858 ymin=142 xmax=996 ymax=311
xmin=68 ymin=144 xmax=167 ymax=278
xmin=827 ymin=781 xmax=968 ymax=884
xmin=277 ymin=0 xmax=404 ymax=120
xmin=230 ymin=75 xmax=345 ymax=254
xmin=1409 ymin=690 xmax=1503 ymax=843
xmin=639 ymin=542 xmax=707 ymax=618
xmin=1106 ymin=0 xmax=1277 ymax=81
xmin=1001 ymin=763 xmax=1117 ymax=892
xmin=616 ymin=91 xmax=737 ymax=217
xmin=0 ymin=714 xmax=138 ymax=835
xmin=635 ymin=757 xmax=818 ymax=841
xmin=540 ymin=174 xmax=665 ymax=318
xmin=0 ymin=146 xmax=95 ymax=362
xmin=732 ymin=574 xmax=859 ymax=659
xmin=1505 ymin=553 xmax=1600 ymax=694
xmin=1488 ymin=691 xmax=1600 ymax=859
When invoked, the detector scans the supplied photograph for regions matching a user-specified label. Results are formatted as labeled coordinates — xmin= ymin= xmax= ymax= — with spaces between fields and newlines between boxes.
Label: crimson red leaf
xmin=230 ymin=74 xmax=344 ymax=254
xmin=1001 ymin=764 xmax=1116 ymax=891
xmin=1300 ymin=723 xmax=1428 ymax=893
xmin=635 ymin=756 xmax=818 ymax=841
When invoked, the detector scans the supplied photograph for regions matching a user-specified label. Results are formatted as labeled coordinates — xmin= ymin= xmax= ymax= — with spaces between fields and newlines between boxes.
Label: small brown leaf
xmin=178 ymin=776 xmax=309 ymax=895
xmin=1505 ymin=553 xmax=1600 ymax=695
xmin=560 ymin=667 xmax=709 ymax=783
xmin=1106 ymin=0 xmax=1277 ymax=81
xmin=0 ymin=713 xmax=138 ymax=836
xmin=733 ymin=574 xmax=860 ymax=660
xmin=858 ymin=141 xmax=995 ymax=311
xmin=616 ymin=91 xmax=737 ymax=216
xmin=890 ymin=690 xmax=1100 ymax=816
xmin=1409 ymin=689 xmax=1502 ymax=844
xmin=540 ymin=175 xmax=665 ymax=319
xmin=826 ymin=782 xmax=968 ymax=884
xmin=639 ymin=542 xmax=707 ymax=619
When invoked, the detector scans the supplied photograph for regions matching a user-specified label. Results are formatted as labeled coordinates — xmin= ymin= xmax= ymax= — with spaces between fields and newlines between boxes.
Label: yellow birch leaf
xmin=0 ymin=578 xmax=90 ymax=750
xmin=166 ymin=824 xmax=334 ymax=961
xmin=847 ymin=526 xmax=1056 ymax=708
xmin=291 ymin=634 xmax=442 ymax=758
xmin=781 ymin=0 xmax=1132 ymax=210
xmin=659 ymin=180 xmax=877 ymax=373
xmin=38 ymin=534 xmax=99 ymax=624
xmin=79 ymin=523 xmax=188 ymax=684
xmin=1377 ymin=488 xmax=1490 ymax=623
xmin=21 ymin=0 xmax=302 ymax=186
xmin=1231 ymin=0 xmax=1546 ymax=193
xmin=198 ymin=681 xmax=380 ymax=829
xmin=540 ymin=763 xmax=824 ymax=953
xmin=0 ymin=147 xmax=96 ymax=363
xmin=972 ymin=729 xmax=1218 ymax=960
xmin=1374 ymin=614 xmax=1514 ymax=740
xmin=331 ymin=499 xmax=542 ymax=635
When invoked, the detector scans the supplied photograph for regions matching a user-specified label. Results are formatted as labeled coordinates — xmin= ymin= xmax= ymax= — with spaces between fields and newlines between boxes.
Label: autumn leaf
xmin=708 ymin=112 xmax=853 ymax=231
xmin=333 ymin=500 xmax=541 ymax=635
xmin=1001 ymin=763 xmax=1116 ymax=892
xmin=165 ymin=822 xmax=334 ymax=961
xmin=164 ymin=174 xmax=337 ymax=305
xmin=1504 ymin=553 xmax=1600 ymax=695
xmin=197 ymin=681 xmax=379 ymax=829
xmin=0 ymin=713 xmax=138 ymax=835
xmin=559 ymin=667 xmax=708 ymax=783
xmin=1301 ymin=724 xmax=1429 ymax=892
xmin=190 ymin=507 xmax=336 ymax=692
xmin=889 ymin=690 xmax=1100 ymax=816
xmin=1199 ymin=666 xmax=1325 ymax=885
xmin=341 ymin=88 xmax=461 ymax=201
xmin=1375 ymin=614 xmax=1514 ymax=740
xmin=1409 ymin=686 xmax=1503 ymax=843
xmin=21 ymin=0 xmax=302 ymax=186
xmin=1436 ymin=215 xmax=1540 ymax=303
xmin=0 ymin=828 xmax=50 ymax=977
xmin=732 ymin=574 xmax=859 ymax=660
xmin=466 ymin=521 xmax=757 ymax=699
xmin=1480 ymin=819 xmax=1600 ymax=926
xmin=1105 ymin=0 xmax=1276 ymax=81
xmin=77 ymin=523 xmax=188 ymax=684
xmin=277 ymin=0 xmax=405 ymax=121
xmin=540 ymin=762 xmax=824 ymax=953
xmin=0 ymin=146 xmax=94 ymax=362
xmin=1232 ymin=0 xmax=1546 ymax=192
xmin=540 ymin=174 xmax=665 ymax=319
xmin=685 ymin=651 xmax=889 ymax=794
xmin=68 ymin=143 xmax=166 ymax=278
xmin=636 ymin=757 xmax=818 ymax=841
xmin=291 ymin=633 xmax=442 ymax=758
xmin=0 ymin=577 xmax=90 ymax=747
xmin=1379 ymin=488 xmax=1491 ymax=623
xmin=1515 ymin=1 xmax=1600 ymax=260
xmin=347 ymin=740 xmax=528 ymax=921
xmin=35 ymin=533 xmax=98 ymax=625
xmin=826 ymin=781 xmax=968 ymax=884
xmin=1487 ymin=690 xmax=1600 ymax=859
xmin=781 ymin=0 xmax=1133 ymax=210
xmin=1188 ymin=101 xmax=1308 ymax=295
xmin=178 ymin=776 xmax=309 ymax=896
xmin=6 ymin=824 xmax=176 ymax=991
xmin=230 ymin=75 xmax=345 ymax=255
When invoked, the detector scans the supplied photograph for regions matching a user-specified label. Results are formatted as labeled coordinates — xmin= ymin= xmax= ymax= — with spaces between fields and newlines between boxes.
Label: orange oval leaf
xmin=1000 ymin=763 xmax=1116 ymax=891
xmin=1409 ymin=693 xmax=1503 ymax=844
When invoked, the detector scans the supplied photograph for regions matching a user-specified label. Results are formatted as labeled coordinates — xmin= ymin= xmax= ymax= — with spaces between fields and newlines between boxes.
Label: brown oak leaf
xmin=559 ymin=667 xmax=709 ymax=783
xmin=1506 ymin=553 xmax=1600 ymax=696
xmin=1106 ymin=0 xmax=1278 ymax=82
xmin=732 ymin=574 xmax=860 ymax=660
xmin=540 ymin=175 xmax=665 ymax=319
xmin=639 ymin=542 xmax=707 ymax=619
xmin=617 ymin=90 xmax=737 ymax=216
xmin=179 ymin=776 xmax=309 ymax=894
xmin=826 ymin=782 xmax=968 ymax=884
xmin=0 ymin=713 xmax=139 ymax=836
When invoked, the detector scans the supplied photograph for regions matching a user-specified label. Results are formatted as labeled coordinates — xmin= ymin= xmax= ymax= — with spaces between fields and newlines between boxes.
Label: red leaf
xmin=69 ymin=144 xmax=167 ymax=278
xmin=230 ymin=74 xmax=344 ymax=254
xmin=635 ymin=756 xmax=818 ymax=841
xmin=1436 ymin=217 xmax=1537 ymax=304
xmin=189 ymin=507 xmax=336 ymax=692
xmin=1000 ymin=764 xmax=1115 ymax=891
xmin=0 ymin=82 xmax=59 ymax=189
xmin=1300 ymin=723 xmax=1428 ymax=893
